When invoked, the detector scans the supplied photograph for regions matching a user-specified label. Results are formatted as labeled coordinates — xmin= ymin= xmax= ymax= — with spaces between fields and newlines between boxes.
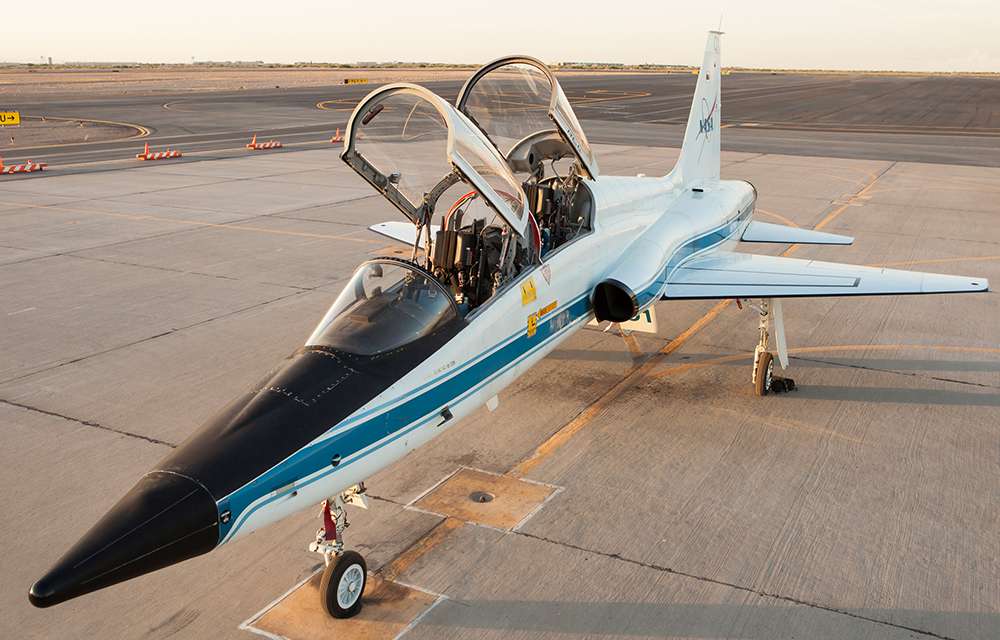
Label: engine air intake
xmin=592 ymin=279 xmax=638 ymax=323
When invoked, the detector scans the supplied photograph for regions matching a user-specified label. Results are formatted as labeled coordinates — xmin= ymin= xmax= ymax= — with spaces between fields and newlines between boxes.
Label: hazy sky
xmin=5 ymin=0 xmax=998 ymax=71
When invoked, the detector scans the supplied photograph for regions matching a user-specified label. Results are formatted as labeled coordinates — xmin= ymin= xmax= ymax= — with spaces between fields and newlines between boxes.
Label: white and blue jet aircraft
xmin=31 ymin=32 xmax=989 ymax=618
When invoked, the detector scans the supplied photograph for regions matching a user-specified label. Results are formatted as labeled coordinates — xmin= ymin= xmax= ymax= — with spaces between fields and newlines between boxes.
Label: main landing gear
xmin=745 ymin=298 xmax=796 ymax=396
xmin=310 ymin=483 xmax=370 ymax=618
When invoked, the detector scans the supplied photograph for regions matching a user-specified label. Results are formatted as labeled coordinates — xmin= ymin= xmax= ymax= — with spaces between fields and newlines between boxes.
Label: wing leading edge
xmin=663 ymin=251 xmax=989 ymax=300
xmin=741 ymin=221 xmax=853 ymax=245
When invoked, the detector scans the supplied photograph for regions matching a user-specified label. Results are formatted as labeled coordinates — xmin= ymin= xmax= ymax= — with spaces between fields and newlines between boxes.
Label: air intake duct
xmin=592 ymin=279 xmax=638 ymax=323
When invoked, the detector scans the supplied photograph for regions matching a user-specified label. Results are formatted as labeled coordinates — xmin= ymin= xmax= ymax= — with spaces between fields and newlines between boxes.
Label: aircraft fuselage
xmin=220 ymin=175 xmax=756 ymax=543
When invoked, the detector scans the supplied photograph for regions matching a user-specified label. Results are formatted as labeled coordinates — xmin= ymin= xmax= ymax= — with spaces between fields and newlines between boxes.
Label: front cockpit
xmin=307 ymin=259 xmax=460 ymax=356
xmin=336 ymin=57 xmax=597 ymax=319
xmin=341 ymin=84 xmax=538 ymax=313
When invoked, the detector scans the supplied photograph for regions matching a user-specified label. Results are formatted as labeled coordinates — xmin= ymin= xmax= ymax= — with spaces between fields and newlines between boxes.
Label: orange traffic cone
xmin=330 ymin=128 xmax=342 ymax=143
xmin=136 ymin=142 xmax=182 ymax=161
xmin=246 ymin=134 xmax=282 ymax=150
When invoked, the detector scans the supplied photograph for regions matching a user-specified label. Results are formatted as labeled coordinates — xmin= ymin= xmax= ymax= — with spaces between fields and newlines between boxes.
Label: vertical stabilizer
xmin=675 ymin=31 xmax=722 ymax=185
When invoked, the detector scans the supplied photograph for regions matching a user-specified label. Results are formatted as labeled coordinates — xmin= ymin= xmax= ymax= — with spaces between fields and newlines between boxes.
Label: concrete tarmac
xmin=2 ymin=139 xmax=997 ymax=639
xmin=6 ymin=73 xmax=1000 ymax=169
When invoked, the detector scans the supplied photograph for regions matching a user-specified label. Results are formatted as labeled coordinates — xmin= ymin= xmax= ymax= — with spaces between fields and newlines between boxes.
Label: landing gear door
xmin=456 ymin=57 xmax=600 ymax=179
xmin=341 ymin=83 xmax=530 ymax=238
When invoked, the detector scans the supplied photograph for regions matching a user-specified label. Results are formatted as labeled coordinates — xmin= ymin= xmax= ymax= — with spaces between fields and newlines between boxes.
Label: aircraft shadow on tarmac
xmin=790 ymin=357 xmax=1000 ymax=374
xmin=792 ymin=385 xmax=1000 ymax=407
xmin=548 ymin=349 xmax=1000 ymax=374
xmin=544 ymin=350 xmax=1000 ymax=405
xmin=410 ymin=599 xmax=998 ymax=639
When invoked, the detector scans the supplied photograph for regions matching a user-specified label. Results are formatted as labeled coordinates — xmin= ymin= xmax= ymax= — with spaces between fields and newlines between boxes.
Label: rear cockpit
xmin=457 ymin=56 xmax=596 ymax=259
xmin=339 ymin=58 xmax=597 ymax=316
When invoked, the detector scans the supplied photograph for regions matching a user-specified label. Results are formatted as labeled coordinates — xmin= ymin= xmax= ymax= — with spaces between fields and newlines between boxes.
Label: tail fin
xmin=675 ymin=30 xmax=722 ymax=185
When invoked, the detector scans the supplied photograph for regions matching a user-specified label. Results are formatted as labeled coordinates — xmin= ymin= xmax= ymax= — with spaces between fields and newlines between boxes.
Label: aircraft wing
xmin=369 ymin=221 xmax=429 ymax=248
xmin=663 ymin=251 xmax=989 ymax=299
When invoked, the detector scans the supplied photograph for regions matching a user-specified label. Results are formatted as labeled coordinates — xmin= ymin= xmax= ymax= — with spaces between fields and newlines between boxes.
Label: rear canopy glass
xmin=352 ymin=92 xmax=450 ymax=210
xmin=457 ymin=57 xmax=599 ymax=179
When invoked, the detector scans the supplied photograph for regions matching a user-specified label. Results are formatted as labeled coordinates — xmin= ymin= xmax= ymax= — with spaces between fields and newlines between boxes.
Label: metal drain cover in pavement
xmin=469 ymin=491 xmax=495 ymax=503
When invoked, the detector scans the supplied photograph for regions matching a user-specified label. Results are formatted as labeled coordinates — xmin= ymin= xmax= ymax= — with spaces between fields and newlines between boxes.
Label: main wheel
xmin=754 ymin=351 xmax=774 ymax=397
xmin=319 ymin=550 xmax=367 ymax=618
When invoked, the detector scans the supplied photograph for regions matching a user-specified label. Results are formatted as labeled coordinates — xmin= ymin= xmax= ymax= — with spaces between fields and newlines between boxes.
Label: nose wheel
xmin=320 ymin=550 xmax=367 ymax=618
xmin=310 ymin=484 xmax=370 ymax=619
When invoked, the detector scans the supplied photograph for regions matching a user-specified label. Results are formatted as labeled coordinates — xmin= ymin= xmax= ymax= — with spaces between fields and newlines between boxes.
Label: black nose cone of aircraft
xmin=28 ymin=470 xmax=218 ymax=608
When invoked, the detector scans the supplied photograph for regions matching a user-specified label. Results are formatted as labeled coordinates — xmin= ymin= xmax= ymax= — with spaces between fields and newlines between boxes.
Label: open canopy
xmin=456 ymin=56 xmax=599 ymax=179
xmin=341 ymin=83 xmax=530 ymax=238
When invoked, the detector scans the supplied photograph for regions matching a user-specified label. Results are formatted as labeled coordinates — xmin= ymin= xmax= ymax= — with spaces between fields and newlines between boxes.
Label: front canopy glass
xmin=342 ymin=83 xmax=529 ymax=237
xmin=307 ymin=260 xmax=459 ymax=356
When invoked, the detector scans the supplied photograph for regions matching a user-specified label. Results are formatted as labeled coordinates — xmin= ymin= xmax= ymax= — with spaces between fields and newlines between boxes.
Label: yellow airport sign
xmin=344 ymin=78 xmax=369 ymax=85
xmin=0 ymin=111 xmax=20 ymax=126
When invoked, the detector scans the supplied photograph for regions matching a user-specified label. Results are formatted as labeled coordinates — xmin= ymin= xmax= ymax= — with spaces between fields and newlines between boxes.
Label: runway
xmin=2 ymin=72 xmax=999 ymax=640
xmin=5 ymin=72 xmax=1000 ymax=170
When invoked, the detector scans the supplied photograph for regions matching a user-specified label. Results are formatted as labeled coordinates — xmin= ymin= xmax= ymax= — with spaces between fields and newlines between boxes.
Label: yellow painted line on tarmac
xmin=815 ymin=171 xmax=873 ymax=186
xmin=785 ymin=166 xmax=887 ymax=256
xmin=708 ymin=405 xmax=865 ymax=445
xmin=380 ymin=517 xmax=463 ymax=582
xmin=511 ymin=298 xmax=732 ymax=478
xmin=868 ymin=255 xmax=1000 ymax=269
xmin=315 ymin=98 xmax=356 ymax=111
xmin=0 ymin=199 xmax=383 ymax=245
xmin=15 ymin=115 xmax=150 ymax=149
xmin=570 ymin=90 xmax=651 ymax=105
xmin=161 ymin=101 xmax=199 ymax=112
xmin=867 ymin=184 xmax=1000 ymax=197
xmin=755 ymin=207 xmax=800 ymax=228
xmin=618 ymin=326 xmax=644 ymax=358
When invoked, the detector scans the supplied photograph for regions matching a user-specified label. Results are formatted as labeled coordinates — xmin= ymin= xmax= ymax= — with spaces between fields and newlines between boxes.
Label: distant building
xmin=193 ymin=60 xmax=265 ymax=66
xmin=65 ymin=61 xmax=142 ymax=66
xmin=558 ymin=62 xmax=626 ymax=69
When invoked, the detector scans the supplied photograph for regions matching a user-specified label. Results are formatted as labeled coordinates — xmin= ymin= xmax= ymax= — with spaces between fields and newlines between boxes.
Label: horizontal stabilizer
xmin=664 ymin=251 xmax=988 ymax=299
xmin=741 ymin=221 xmax=853 ymax=245
xmin=370 ymin=221 xmax=420 ymax=246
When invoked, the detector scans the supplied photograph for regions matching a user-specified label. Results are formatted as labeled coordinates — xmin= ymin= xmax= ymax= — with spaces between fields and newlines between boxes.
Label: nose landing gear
xmin=746 ymin=298 xmax=795 ymax=396
xmin=310 ymin=483 xmax=370 ymax=618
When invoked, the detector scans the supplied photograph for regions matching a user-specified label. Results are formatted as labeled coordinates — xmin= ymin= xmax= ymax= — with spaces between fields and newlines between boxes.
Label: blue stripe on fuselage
xmin=217 ymin=207 xmax=750 ymax=542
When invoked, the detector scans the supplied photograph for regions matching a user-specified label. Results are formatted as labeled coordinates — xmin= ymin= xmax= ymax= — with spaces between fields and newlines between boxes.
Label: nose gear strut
xmin=309 ymin=483 xmax=370 ymax=618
